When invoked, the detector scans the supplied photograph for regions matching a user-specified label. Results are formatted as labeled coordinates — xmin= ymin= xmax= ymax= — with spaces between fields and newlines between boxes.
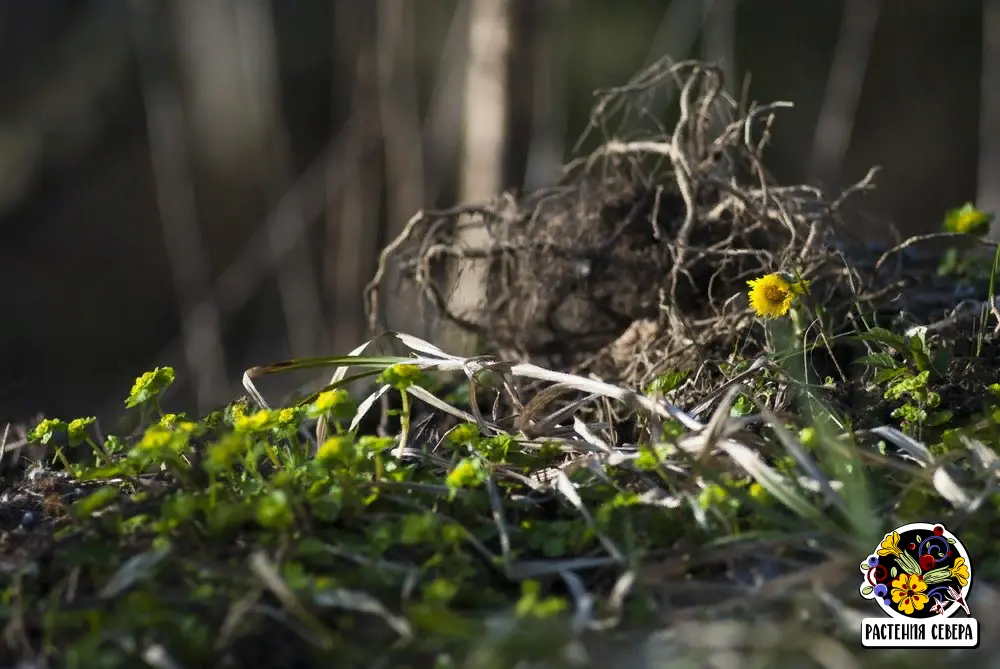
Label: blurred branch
xmin=129 ymin=0 xmax=229 ymax=413
xmin=808 ymin=0 xmax=881 ymax=188
xmin=376 ymin=0 xmax=427 ymax=336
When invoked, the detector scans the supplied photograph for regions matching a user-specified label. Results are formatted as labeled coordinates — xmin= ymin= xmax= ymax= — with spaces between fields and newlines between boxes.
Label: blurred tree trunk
xmin=522 ymin=0 xmax=569 ymax=191
xmin=173 ymin=0 xmax=326 ymax=363
xmin=130 ymin=0 xmax=230 ymax=413
xmin=442 ymin=0 xmax=512 ymax=354
xmin=327 ymin=0 xmax=383 ymax=355
xmin=808 ymin=0 xmax=880 ymax=191
xmin=376 ymin=0 xmax=426 ymax=337
xmin=701 ymin=0 xmax=736 ymax=94
xmin=981 ymin=0 xmax=1000 ymax=240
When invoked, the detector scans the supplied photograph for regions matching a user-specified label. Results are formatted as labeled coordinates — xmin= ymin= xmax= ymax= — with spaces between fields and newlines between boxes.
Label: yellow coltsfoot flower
xmin=746 ymin=272 xmax=810 ymax=319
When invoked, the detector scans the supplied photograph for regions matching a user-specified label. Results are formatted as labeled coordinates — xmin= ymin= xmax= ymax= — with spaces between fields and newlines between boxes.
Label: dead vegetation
xmin=367 ymin=60 xmax=898 ymax=409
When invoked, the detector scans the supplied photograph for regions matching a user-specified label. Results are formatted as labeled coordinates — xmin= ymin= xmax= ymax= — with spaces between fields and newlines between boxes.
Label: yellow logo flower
xmin=746 ymin=272 xmax=810 ymax=319
xmin=891 ymin=573 xmax=929 ymax=615
xmin=877 ymin=531 xmax=902 ymax=557
xmin=950 ymin=557 xmax=970 ymax=588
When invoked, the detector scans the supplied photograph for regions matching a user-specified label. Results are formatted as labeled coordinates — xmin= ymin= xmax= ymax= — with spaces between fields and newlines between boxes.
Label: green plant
xmin=853 ymin=326 xmax=953 ymax=436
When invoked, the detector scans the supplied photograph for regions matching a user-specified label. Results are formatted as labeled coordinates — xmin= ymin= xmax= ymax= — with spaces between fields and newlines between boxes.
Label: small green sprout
xmin=204 ymin=434 xmax=246 ymax=473
xmin=445 ymin=458 xmax=486 ymax=490
xmin=66 ymin=417 xmax=95 ymax=446
xmin=125 ymin=367 xmax=176 ymax=408
xmin=515 ymin=580 xmax=567 ymax=619
xmin=447 ymin=423 xmax=482 ymax=446
xmin=255 ymin=490 xmax=294 ymax=529
xmin=316 ymin=436 xmax=355 ymax=463
xmin=28 ymin=418 xmax=66 ymax=445
xmin=160 ymin=413 xmax=198 ymax=433
xmin=307 ymin=388 xmax=354 ymax=420
xmin=377 ymin=363 xmax=427 ymax=390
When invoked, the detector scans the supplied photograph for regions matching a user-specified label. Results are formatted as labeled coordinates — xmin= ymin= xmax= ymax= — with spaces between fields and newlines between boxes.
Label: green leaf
xmin=255 ymin=490 xmax=294 ymax=529
xmin=855 ymin=327 xmax=909 ymax=351
xmin=890 ymin=566 xmax=898 ymax=578
xmin=74 ymin=486 xmax=120 ymax=516
xmin=854 ymin=352 xmax=900 ymax=370
xmin=891 ymin=404 xmax=927 ymax=424
xmin=862 ymin=585 xmax=874 ymax=596
xmin=927 ymin=410 xmax=954 ymax=427
xmin=647 ymin=370 xmax=690 ymax=395
xmin=937 ymin=247 xmax=961 ymax=276
xmin=875 ymin=367 xmax=909 ymax=385
xmin=885 ymin=371 xmax=930 ymax=401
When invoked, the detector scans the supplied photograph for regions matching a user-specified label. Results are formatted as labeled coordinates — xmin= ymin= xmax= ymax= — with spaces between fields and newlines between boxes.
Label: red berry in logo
xmin=908 ymin=543 xmax=916 ymax=550
xmin=920 ymin=554 xmax=936 ymax=570
xmin=933 ymin=525 xmax=943 ymax=536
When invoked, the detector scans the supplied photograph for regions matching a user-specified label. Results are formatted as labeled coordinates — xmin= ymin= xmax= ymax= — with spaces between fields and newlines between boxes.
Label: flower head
xmin=746 ymin=273 xmax=810 ymax=319
xmin=891 ymin=572 xmax=929 ymax=615
xmin=235 ymin=409 xmax=276 ymax=433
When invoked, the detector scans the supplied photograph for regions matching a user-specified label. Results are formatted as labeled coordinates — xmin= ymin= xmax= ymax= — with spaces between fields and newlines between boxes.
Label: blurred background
xmin=0 ymin=0 xmax=993 ymax=423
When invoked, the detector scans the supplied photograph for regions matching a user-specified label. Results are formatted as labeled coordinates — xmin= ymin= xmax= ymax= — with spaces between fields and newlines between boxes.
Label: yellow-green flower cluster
xmin=377 ymin=363 xmax=426 ymax=390
xmin=316 ymin=435 xmax=354 ymax=463
xmin=943 ymin=202 xmax=993 ymax=236
xmin=306 ymin=389 xmax=354 ymax=421
xmin=29 ymin=418 xmax=65 ymax=445
xmin=67 ymin=417 xmax=95 ymax=446
xmin=125 ymin=367 xmax=176 ymax=408
xmin=159 ymin=413 xmax=198 ymax=433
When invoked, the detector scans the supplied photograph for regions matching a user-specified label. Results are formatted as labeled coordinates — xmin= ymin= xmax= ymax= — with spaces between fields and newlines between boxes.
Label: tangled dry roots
xmin=366 ymin=59 xmax=882 ymax=392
